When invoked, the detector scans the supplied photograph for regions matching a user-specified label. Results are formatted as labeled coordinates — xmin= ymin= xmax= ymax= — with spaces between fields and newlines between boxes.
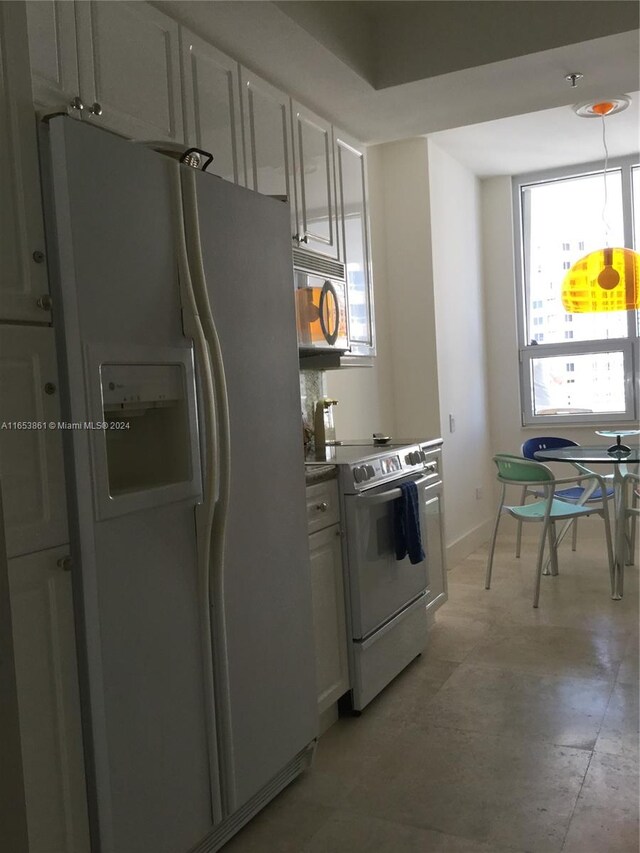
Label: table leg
xmin=611 ymin=466 xmax=627 ymax=600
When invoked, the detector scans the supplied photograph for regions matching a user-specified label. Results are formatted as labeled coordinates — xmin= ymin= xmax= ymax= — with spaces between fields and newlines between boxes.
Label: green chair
xmin=485 ymin=454 xmax=614 ymax=607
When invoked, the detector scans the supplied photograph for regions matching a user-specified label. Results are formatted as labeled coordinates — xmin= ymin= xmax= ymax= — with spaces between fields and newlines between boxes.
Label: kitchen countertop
xmin=304 ymin=464 xmax=337 ymax=486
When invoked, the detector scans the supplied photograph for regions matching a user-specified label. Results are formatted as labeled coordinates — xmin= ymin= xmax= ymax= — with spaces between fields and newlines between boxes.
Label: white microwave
xmin=294 ymin=271 xmax=349 ymax=352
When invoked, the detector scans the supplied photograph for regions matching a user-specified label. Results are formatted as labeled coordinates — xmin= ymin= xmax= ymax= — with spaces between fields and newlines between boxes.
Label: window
xmin=514 ymin=154 xmax=639 ymax=425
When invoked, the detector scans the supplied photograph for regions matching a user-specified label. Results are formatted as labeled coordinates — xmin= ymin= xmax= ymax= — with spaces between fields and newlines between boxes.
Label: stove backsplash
xmin=299 ymin=369 xmax=325 ymax=434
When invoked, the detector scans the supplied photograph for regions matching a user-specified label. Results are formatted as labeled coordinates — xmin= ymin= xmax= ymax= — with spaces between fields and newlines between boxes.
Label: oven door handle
xmin=356 ymin=473 xmax=431 ymax=505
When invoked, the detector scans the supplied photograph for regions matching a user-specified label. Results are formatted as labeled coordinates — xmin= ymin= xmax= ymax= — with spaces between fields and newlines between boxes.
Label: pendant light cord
xmin=601 ymin=114 xmax=611 ymax=246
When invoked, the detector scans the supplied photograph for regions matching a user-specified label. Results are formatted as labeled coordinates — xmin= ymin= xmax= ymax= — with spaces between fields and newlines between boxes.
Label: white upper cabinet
xmin=1 ymin=2 xmax=51 ymax=323
xmin=292 ymin=102 xmax=339 ymax=260
xmin=335 ymin=130 xmax=375 ymax=357
xmin=181 ymin=30 xmax=243 ymax=184
xmin=75 ymin=0 xmax=184 ymax=142
xmin=241 ymin=69 xmax=296 ymax=228
xmin=26 ymin=0 xmax=79 ymax=112
xmin=27 ymin=1 xmax=184 ymax=142
xmin=0 ymin=326 xmax=68 ymax=558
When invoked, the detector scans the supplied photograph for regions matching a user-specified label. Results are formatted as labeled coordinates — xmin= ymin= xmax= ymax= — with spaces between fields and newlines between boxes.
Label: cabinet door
xmin=335 ymin=131 xmax=375 ymax=356
xmin=423 ymin=484 xmax=448 ymax=613
xmin=181 ymin=30 xmax=243 ymax=185
xmin=1 ymin=2 xmax=51 ymax=323
xmin=0 ymin=326 xmax=68 ymax=557
xmin=26 ymin=0 xmax=79 ymax=112
xmin=9 ymin=545 xmax=90 ymax=853
xmin=75 ymin=0 xmax=183 ymax=142
xmin=240 ymin=68 xmax=296 ymax=230
xmin=292 ymin=103 xmax=339 ymax=259
xmin=309 ymin=524 xmax=349 ymax=713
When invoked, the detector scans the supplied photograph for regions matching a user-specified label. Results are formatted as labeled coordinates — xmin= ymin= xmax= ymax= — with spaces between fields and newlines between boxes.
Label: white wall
xmin=428 ymin=141 xmax=495 ymax=563
xmin=481 ymin=177 xmax=523 ymax=457
xmin=328 ymin=139 xmax=442 ymax=444
xmin=379 ymin=137 xmax=441 ymax=440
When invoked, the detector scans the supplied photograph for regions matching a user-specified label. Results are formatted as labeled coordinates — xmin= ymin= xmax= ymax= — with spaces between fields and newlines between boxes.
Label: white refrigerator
xmin=41 ymin=116 xmax=317 ymax=853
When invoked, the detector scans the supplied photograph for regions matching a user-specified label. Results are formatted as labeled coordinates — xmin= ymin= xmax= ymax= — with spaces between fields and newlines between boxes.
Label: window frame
xmin=512 ymin=154 xmax=639 ymax=427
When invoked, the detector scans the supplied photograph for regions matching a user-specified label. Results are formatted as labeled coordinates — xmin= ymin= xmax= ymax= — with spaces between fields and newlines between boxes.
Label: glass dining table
xmin=534 ymin=443 xmax=639 ymax=600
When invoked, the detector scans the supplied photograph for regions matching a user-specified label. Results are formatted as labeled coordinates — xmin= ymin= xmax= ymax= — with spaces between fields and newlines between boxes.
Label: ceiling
xmin=277 ymin=1 xmax=639 ymax=90
xmin=155 ymin=1 xmax=640 ymax=173
xmin=431 ymin=92 xmax=640 ymax=177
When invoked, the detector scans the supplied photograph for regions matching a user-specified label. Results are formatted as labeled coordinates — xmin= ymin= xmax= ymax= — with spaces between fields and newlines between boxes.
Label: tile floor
xmin=224 ymin=524 xmax=639 ymax=853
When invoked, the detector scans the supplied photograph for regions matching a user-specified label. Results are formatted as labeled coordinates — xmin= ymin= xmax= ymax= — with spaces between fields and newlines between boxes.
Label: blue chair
xmin=517 ymin=436 xmax=614 ymax=559
xmin=485 ymin=454 xmax=614 ymax=607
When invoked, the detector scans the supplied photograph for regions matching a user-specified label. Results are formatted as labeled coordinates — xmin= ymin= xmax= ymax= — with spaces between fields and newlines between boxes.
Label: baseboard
xmin=318 ymin=703 xmax=339 ymax=735
xmin=446 ymin=518 xmax=494 ymax=569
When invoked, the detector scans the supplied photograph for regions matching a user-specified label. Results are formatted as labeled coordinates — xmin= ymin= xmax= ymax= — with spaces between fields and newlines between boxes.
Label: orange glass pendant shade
xmin=561 ymin=247 xmax=640 ymax=312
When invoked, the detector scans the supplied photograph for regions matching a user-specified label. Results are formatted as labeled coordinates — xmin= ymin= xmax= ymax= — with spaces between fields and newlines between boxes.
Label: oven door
xmin=343 ymin=473 xmax=430 ymax=640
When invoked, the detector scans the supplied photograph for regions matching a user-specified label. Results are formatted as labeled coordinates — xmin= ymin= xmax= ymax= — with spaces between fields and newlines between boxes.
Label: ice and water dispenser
xmin=93 ymin=359 xmax=200 ymax=517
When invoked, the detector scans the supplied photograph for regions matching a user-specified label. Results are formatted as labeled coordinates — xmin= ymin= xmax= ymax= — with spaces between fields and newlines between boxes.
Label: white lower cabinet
xmin=307 ymin=480 xmax=349 ymax=717
xmin=9 ymin=544 xmax=90 ymax=853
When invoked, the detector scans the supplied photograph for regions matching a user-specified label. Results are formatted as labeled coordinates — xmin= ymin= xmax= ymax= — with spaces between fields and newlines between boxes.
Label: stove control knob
xmin=353 ymin=466 xmax=364 ymax=483
xmin=365 ymin=464 xmax=375 ymax=479
xmin=407 ymin=451 xmax=415 ymax=465
xmin=404 ymin=453 xmax=411 ymax=464
xmin=420 ymin=451 xmax=427 ymax=463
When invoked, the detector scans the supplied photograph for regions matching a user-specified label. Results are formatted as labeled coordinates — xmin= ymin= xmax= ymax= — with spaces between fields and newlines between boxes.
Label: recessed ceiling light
xmin=573 ymin=96 xmax=631 ymax=118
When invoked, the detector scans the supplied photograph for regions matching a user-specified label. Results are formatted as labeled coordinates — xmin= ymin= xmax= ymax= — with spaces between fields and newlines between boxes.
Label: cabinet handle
xmin=88 ymin=102 xmax=103 ymax=117
xmin=36 ymin=294 xmax=52 ymax=311
xmin=316 ymin=501 xmax=328 ymax=512
xmin=44 ymin=382 xmax=56 ymax=395
xmin=56 ymin=556 xmax=72 ymax=572
xmin=69 ymin=96 xmax=84 ymax=113
xmin=300 ymin=234 xmax=309 ymax=244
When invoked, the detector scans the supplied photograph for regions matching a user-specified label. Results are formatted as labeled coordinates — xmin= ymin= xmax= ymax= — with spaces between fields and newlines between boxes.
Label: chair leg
xmin=515 ymin=485 xmax=527 ymax=558
xmin=548 ymin=522 xmax=559 ymax=576
xmin=485 ymin=486 xmax=506 ymax=590
xmin=533 ymin=519 xmax=549 ymax=608
xmin=571 ymin=518 xmax=578 ymax=551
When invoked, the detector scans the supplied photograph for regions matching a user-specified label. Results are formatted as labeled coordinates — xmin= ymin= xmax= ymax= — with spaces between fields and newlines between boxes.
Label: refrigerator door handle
xmin=171 ymin=163 xmax=223 ymax=823
xmin=180 ymin=166 xmax=236 ymax=810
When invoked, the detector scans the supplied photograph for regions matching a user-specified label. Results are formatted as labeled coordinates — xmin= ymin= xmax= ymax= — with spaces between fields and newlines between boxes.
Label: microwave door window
xmin=295 ymin=278 xmax=348 ymax=350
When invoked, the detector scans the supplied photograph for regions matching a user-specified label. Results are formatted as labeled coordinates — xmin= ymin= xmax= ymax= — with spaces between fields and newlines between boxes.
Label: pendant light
xmin=561 ymin=95 xmax=639 ymax=313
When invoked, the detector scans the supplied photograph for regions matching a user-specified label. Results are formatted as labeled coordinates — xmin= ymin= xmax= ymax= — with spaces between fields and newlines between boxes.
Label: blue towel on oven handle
xmin=393 ymin=480 xmax=425 ymax=565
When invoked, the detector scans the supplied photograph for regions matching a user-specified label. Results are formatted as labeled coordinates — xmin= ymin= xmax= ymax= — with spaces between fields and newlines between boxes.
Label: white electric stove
xmin=306 ymin=437 xmax=446 ymax=711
